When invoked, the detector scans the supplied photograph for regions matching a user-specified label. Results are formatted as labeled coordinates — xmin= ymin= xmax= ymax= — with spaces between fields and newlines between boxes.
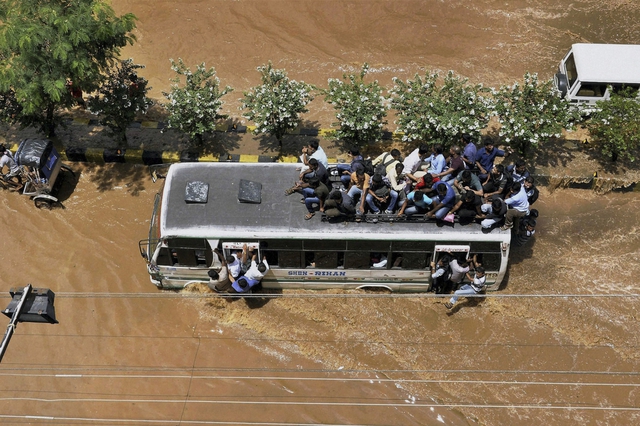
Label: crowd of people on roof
xmin=284 ymin=136 xmax=539 ymax=245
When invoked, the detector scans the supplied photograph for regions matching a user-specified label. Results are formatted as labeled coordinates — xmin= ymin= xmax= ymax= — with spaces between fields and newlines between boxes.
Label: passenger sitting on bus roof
xmin=523 ymin=176 xmax=539 ymax=205
xmin=372 ymin=149 xmax=402 ymax=175
xmin=303 ymin=177 xmax=330 ymax=220
xmin=444 ymin=266 xmax=486 ymax=309
xmin=474 ymin=137 xmax=510 ymax=181
xmin=482 ymin=164 xmax=510 ymax=202
xmin=460 ymin=133 xmax=477 ymax=170
xmin=478 ymin=197 xmax=507 ymax=230
xmin=506 ymin=159 xmax=530 ymax=184
xmin=430 ymin=257 xmax=450 ymax=294
xmin=435 ymin=145 xmax=464 ymax=183
xmin=424 ymin=143 xmax=447 ymax=175
xmin=299 ymin=139 xmax=329 ymax=173
xmin=427 ymin=181 xmax=456 ymax=221
xmin=402 ymin=144 xmax=430 ymax=184
xmin=449 ymin=190 xmax=483 ymax=226
xmin=323 ymin=190 xmax=357 ymax=219
xmin=397 ymin=190 xmax=432 ymax=217
xmin=387 ymin=162 xmax=408 ymax=203
xmin=500 ymin=181 xmax=530 ymax=231
xmin=514 ymin=217 xmax=536 ymax=247
xmin=336 ymin=147 xmax=364 ymax=189
xmin=207 ymin=248 xmax=233 ymax=293
xmin=0 ymin=144 xmax=23 ymax=189
xmin=286 ymin=158 xmax=327 ymax=196
xmin=346 ymin=163 xmax=370 ymax=216
xmin=366 ymin=173 xmax=398 ymax=215
xmin=240 ymin=253 xmax=269 ymax=289
xmin=414 ymin=172 xmax=439 ymax=196
xmin=454 ymin=170 xmax=483 ymax=197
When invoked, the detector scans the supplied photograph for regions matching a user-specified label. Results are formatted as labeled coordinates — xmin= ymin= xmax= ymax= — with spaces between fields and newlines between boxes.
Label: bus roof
xmin=159 ymin=163 xmax=511 ymax=242
xmin=571 ymin=43 xmax=640 ymax=84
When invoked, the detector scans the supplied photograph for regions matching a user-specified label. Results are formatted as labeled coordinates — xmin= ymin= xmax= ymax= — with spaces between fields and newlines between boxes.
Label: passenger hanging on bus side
xmin=227 ymin=250 xmax=244 ymax=281
xmin=523 ymin=176 xmax=539 ymax=205
xmin=231 ymin=252 xmax=269 ymax=293
xmin=430 ymin=256 xmax=451 ymax=294
xmin=444 ymin=266 xmax=486 ymax=310
xmin=207 ymin=248 xmax=233 ymax=293
xmin=448 ymin=255 xmax=471 ymax=291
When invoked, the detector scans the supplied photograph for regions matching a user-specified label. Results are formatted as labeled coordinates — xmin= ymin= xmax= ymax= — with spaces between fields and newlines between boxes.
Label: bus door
xmin=432 ymin=245 xmax=471 ymax=291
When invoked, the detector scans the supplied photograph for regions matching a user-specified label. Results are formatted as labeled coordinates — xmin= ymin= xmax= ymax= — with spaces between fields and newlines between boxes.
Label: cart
xmin=12 ymin=139 xmax=74 ymax=209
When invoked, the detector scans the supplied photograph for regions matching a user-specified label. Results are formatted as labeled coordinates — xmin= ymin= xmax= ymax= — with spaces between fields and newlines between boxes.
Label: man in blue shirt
xmin=501 ymin=182 xmax=530 ymax=230
xmin=428 ymin=181 xmax=456 ymax=220
xmin=460 ymin=134 xmax=477 ymax=170
xmin=475 ymin=137 xmax=510 ymax=181
xmin=425 ymin=143 xmax=446 ymax=175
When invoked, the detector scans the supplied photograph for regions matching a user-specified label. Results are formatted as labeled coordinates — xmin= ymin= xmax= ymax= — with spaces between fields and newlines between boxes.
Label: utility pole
xmin=1 ymin=284 xmax=58 ymax=363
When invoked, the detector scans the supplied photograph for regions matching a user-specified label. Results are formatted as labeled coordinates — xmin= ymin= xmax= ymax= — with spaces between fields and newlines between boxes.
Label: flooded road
xmin=1 ymin=164 xmax=639 ymax=425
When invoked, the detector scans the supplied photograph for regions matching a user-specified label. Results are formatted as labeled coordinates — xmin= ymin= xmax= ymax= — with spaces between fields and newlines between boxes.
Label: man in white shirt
xmin=402 ymin=144 xmax=430 ymax=184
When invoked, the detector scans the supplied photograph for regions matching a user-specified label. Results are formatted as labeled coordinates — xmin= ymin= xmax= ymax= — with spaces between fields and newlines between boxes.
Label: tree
xmin=162 ymin=59 xmax=233 ymax=146
xmin=390 ymin=70 xmax=494 ymax=146
xmin=241 ymin=62 xmax=314 ymax=152
xmin=588 ymin=87 xmax=640 ymax=162
xmin=0 ymin=0 xmax=137 ymax=137
xmin=323 ymin=63 xmax=387 ymax=148
xmin=493 ymin=73 xmax=580 ymax=156
xmin=87 ymin=59 xmax=153 ymax=148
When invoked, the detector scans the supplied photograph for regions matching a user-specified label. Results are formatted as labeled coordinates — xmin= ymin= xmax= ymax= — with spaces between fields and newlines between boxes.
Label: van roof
xmin=571 ymin=43 xmax=640 ymax=84
xmin=159 ymin=162 xmax=510 ymax=241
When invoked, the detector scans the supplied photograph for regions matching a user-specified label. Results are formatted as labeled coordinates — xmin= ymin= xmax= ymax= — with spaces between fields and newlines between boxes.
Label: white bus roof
xmin=570 ymin=43 xmax=640 ymax=84
xmin=159 ymin=162 xmax=511 ymax=242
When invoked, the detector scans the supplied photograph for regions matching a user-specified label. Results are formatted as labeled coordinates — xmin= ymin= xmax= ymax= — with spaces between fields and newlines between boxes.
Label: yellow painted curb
xmin=85 ymin=148 xmax=105 ymax=163
xmin=246 ymin=125 xmax=257 ymax=132
xmin=319 ymin=128 xmax=334 ymax=137
xmin=199 ymin=153 xmax=221 ymax=162
xmin=278 ymin=156 xmax=298 ymax=163
xmin=125 ymin=149 xmax=144 ymax=163
xmin=239 ymin=154 xmax=259 ymax=163
xmin=161 ymin=151 xmax=180 ymax=163
xmin=72 ymin=118 xmax=90 ymax=126
xmin=141 ymin=121 xmax=159 ymax=129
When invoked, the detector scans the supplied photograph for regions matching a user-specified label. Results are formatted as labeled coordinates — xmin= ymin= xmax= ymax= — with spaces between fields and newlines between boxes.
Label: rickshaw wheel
xmin=34 ymin=198 xmax=54 ymax=209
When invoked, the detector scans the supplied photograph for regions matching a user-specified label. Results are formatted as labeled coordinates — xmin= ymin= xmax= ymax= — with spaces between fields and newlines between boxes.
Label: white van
xmin=554 ymin=43 xmax=640 ymax=110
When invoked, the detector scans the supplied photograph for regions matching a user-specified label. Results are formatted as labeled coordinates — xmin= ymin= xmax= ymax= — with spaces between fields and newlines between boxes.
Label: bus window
xmin=155 ymin=247 xmax=173 ymax=266
xmin=304 ymin=240 xmax=346 ymax=269
xmin=261 ymin=240 xmax=302 ymax=268
xmin=391 ymin=241 xmax=434 ymax=270
xmin=345 ymin=241 xmax=390 ymax=270
xmin=167 ymin=238 xmax=212 ymax=267
xmin=576 ymin=83 xmax=606 ymax=97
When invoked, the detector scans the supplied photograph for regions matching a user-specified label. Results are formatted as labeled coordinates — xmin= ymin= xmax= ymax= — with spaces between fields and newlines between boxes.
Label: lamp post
xmin=1 ymin=284 xmax=58 ymax=363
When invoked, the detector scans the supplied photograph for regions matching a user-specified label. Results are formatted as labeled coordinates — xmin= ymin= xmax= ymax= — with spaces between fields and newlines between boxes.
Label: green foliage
xmin=588 ymin=87 xmax=640 ymax=162
xmin=87 ymin=59 xmax=153 ymax=148
xmin=241 ymin=62 xmax=314 ymax=146
xmin=390 ymin=71 xmax=494 ymax=146
xmin=323 ymin=63 xmax=387 ymax=148
xmin=0 ymin=0 xmax=137 ymax=137
xmin=493 ymin=73 xmax=579 ymax=156
xmin=162 ymin=58 xmax=233 ymax=145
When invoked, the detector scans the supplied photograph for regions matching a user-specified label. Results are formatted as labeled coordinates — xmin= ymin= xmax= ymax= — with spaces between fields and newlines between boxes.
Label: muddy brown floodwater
xmin=2 ymin=1 xmax=640 ymax=425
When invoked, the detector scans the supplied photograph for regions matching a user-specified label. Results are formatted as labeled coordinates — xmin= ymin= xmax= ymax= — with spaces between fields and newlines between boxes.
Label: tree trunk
xmin=44 ymin=105 xmax=56 ymax=138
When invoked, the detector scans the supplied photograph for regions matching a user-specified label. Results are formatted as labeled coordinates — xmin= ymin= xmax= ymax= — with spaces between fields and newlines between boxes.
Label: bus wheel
xmin=34 ymin=198 xmax=54 ymax=209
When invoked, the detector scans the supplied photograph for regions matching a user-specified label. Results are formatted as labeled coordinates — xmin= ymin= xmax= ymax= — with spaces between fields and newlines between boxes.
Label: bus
xmin=139 ymin=163 xmax=512 ymax=292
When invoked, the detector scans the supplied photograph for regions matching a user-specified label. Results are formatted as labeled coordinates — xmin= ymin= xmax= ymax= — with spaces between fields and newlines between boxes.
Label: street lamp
xmin=1 ymin=284 xmax=58 ymax=362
